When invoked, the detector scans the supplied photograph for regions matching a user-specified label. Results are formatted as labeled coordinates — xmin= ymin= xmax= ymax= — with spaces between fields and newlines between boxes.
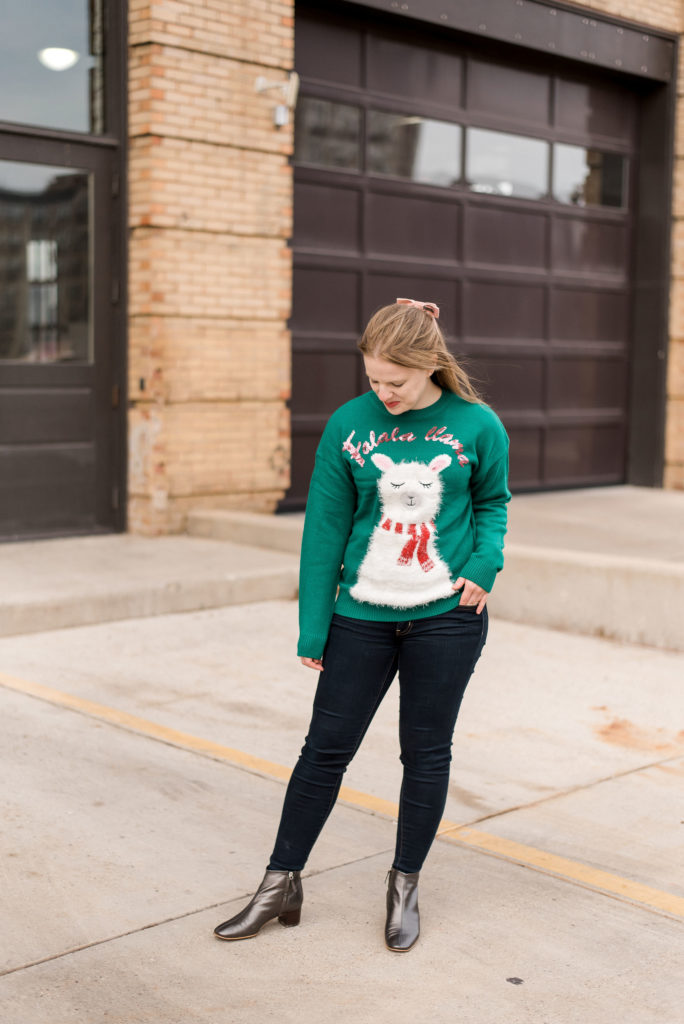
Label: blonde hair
xmin=358 ymin=303 xmax=482 ymax=403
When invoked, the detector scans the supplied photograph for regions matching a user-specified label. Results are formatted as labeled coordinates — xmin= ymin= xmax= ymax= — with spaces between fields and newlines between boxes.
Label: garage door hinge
xmin=111 ymin=172 xmax=120 ymax=198
xmin=111 ymin=277 xmax=120 ymax=303
xmin=111 ymin=484 xmax=120 ymax=511
xmin=111 ymin=383 xmax=120 ymax=408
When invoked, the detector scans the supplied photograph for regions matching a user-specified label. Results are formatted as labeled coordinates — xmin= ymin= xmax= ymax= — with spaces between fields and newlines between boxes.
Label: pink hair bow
xmin=396 ymin=297 xmax=440 ymax=320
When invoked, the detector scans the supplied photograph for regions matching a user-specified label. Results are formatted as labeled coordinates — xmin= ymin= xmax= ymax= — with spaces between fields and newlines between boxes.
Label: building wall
xmin=126 ymin=1 xmax=684 ymax=534
xmin=127 ymin=0 xmax=295 ymax=533
xmin=588 ymin=0 xmax=684 ymax=491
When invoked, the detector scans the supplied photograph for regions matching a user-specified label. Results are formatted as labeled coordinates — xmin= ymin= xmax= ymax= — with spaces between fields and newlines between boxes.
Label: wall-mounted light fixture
xmin=255 ymin=71 xmax=300 ymax=128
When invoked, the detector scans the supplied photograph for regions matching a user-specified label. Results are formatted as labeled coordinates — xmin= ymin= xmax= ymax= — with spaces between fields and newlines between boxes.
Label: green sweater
xmin=297 ymin=388 xmax=510 ymax=659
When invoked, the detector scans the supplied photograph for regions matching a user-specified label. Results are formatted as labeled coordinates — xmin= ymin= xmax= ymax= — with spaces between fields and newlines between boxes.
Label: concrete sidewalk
xmin=0 ymin=599 xmax=682 ymax=1022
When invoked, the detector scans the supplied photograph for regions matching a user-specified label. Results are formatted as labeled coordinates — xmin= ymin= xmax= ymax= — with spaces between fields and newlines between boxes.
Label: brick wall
xmin=128 ymin=0 xmax=295 ymax=533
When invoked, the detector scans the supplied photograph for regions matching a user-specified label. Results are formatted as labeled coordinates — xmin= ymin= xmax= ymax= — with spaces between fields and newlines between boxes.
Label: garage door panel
xmin=465 ymin=206 xmax=547 ymax=268
xmin=465 ymin=282 xmax=545 ymax=340
xmin=467 ymin=59 xmax=550 ymax=128
xmin=552 ymin=217 xmax=628 ymax=275
xmin=295 ymin=15 xmax=362 ymax=86
xmin=545 ymin=423 xmax=625 ymax=483
xmin=288 ymin=429 xmax=324 ymax=506
xmin=366 ymin=191 xmax=460 ymax=260
xmin=366 ymin=33 xmax=462 ymax=107
xmin=475 ymin=355 xmax=545 ymax=412
xmin=548 ymin=357 xmax=628 ymax=411
xmin=295 ymin=182 xmax=361 ymax=253
xmin=555 ymin=77 xmax=636 ymax=143
xmin=550 ymin=288 xmax=627 ymax=342
xmin=291 ymin=350 xmax=359 ymax=415
xmin=292 ymin=268 xmax=360 ymax=332
xmin=507 ymin=427 xmax=543 ymax=487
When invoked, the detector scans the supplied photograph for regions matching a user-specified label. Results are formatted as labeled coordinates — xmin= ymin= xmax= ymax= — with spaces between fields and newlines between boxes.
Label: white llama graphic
xmin=350 ymin=452 xmax=454 ymax=608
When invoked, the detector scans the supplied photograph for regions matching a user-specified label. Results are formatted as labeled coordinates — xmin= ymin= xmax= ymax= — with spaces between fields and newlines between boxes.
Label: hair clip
xmin=396 ymin=297 xmax=440 ymax=320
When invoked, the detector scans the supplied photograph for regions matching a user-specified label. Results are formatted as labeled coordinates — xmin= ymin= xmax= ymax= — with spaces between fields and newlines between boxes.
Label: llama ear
xmin=429 ymin=454 xmax=452 ymax=473
xmin=371 ymin=453 xmax=395 ymax=472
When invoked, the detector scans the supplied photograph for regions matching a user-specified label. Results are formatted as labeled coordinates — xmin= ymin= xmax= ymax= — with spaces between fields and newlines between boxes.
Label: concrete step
xmin=187 ymin=490 xmax=684 ymax=653
xmin=187 ymin=508 xmax=304 ymax=554
xmin=0 ymin=534 xmax=298 ymax=638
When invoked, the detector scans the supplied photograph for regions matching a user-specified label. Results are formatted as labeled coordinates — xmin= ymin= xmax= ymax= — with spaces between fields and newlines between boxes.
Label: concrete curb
xmin=187 ymin=509 xmax=684 ymax=652
xmin=0 ymin=565 xmax=298 ymax=638
xmin=187 ymin=508 xmax=304 ymax=554
xmin=489 ymin=543 xmax=684 ymax=652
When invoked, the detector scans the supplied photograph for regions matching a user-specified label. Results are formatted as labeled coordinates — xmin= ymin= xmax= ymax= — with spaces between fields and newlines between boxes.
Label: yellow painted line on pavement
xmin=2 ymin=669 xmax=683 ymax=921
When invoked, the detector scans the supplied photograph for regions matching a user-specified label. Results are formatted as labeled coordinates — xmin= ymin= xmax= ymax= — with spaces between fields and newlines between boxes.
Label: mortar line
xmin=1 ymin=670 xmax=683 ymax=922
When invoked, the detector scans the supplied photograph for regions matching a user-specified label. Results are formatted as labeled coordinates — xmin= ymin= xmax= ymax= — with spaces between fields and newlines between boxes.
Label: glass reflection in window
xmin=0 ymin=161 xmax=92 ymax=363
xmin=367 ymin=111 xmax=461 ymax=187
xmin=467 ymin=128 xmax=548 ymax=200
xmin=295 ymin=98 xmax=362 ymax=171
xmin=0 ymin=0 xmax=105 ymax=134
xmin=553 ymin=145 xmax=626 ymax=208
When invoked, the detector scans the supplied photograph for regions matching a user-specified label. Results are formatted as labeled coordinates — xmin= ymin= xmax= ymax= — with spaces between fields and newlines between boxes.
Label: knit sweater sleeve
xmin=297 ymin=415 xmax=356 ymax=659
xmin=457 ymin=416 xmax=511 ymax=593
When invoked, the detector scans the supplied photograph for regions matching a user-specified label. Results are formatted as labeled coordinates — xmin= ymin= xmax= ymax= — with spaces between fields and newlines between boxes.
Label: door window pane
xmin=467 ymin=128 xmax=549 ymax=200
xmin=295 ymin=98 xmax=361 ymax=171
xmin=0 ymin=0 xmax=105 ymax=133
xmin=367 ymin=111 xmax=461 ymax=187
xmin=0 ymin=161 xmax=92 ymax=363
xmin=553 ymin=145 xmax=627 ymax=208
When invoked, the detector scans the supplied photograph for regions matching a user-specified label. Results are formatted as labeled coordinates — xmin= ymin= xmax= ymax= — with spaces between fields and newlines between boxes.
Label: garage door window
xmin=553 ymin=144 xmax=627 ymax=207
xmin=367 ymin=110 xmax=462 ymax=187
xmin=466 ymin=127 xmax=549 ymax=200
xmin=294 ymin=98 xmax=362 ymax=170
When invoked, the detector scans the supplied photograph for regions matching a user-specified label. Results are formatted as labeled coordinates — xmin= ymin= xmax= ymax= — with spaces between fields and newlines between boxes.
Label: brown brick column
xmin=127 ymin=0 xmax=294 ymax=533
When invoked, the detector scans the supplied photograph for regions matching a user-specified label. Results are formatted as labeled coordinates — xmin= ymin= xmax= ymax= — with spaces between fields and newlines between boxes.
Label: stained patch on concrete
xmin=594 ymin=716 xmax=684 ymax=754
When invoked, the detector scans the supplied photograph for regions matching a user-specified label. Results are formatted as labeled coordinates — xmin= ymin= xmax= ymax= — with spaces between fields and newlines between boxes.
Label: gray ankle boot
xmin=385 ymin=868 xmax=420 ymax=951
xmin=214 ymin=869 xmax=303 ymax=941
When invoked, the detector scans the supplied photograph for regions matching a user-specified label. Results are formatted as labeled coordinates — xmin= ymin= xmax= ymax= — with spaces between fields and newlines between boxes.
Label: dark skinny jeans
xmin=268 ymin=604 xmax=488 ymax=874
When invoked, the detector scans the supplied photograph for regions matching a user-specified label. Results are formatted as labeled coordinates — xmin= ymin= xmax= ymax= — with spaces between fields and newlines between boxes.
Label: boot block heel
xmin=278 ymin=907 xmax=301 ymax=927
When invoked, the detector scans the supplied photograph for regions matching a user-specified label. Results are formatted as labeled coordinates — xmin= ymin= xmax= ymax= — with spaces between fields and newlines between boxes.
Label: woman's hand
xmin=452 ymin=577 xmax=488 ymax=614
xmin=300 ymin=657 xmax=324 ymax=671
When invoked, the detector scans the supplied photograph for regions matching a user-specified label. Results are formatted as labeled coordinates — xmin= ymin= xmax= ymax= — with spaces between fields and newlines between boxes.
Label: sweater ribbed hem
xmin=333 ymin=588 xmax=463 ymax=623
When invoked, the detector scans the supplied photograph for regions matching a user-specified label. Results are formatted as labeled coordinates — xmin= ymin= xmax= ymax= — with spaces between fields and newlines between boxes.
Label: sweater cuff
xmin=457 ymin=553 xmax=501 ymax=593
xmin=297 ymin=633 xmax=328 ymax=660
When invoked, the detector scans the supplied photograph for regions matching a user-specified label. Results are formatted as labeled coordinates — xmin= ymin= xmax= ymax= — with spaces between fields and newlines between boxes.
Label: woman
xmin=214 ymin=298 xmax=510 ymax=951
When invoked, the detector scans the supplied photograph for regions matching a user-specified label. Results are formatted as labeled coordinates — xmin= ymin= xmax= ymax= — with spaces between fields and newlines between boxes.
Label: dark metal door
xmin=0 ymin=133 xmax=121 ymax=538
xmin=287 ymin=3 xmax=637 ymax=505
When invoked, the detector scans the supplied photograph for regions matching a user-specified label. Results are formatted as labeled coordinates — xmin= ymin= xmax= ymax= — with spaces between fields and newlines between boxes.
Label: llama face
xmin=371 ymin=452 xmax=451 ymax=520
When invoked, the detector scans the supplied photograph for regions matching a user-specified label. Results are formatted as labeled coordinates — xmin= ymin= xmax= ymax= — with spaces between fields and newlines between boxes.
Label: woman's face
xmin=363 ymin=354 xmax=438 ymax=414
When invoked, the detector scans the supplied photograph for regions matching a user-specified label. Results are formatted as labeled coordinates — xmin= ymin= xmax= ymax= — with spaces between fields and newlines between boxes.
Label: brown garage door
xmin=286 ymin=4 xmax=637 ymax=506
